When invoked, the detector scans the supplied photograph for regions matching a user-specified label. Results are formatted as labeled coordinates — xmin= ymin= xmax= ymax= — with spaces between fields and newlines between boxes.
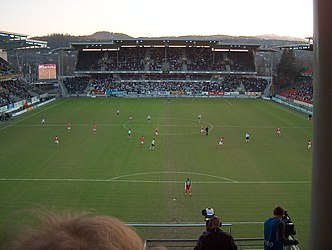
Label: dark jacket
xmin=194 ymin=228 xmax=237 ymax=250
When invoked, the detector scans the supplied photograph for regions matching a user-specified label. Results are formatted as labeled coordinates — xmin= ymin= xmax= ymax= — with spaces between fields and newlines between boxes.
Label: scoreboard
xmin=38 ymin=64 xmax=57 ymax=80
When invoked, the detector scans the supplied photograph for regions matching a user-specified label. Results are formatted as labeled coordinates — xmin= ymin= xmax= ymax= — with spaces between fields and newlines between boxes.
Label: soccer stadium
xmin=0 ymin=29 xmax=315 ymax=249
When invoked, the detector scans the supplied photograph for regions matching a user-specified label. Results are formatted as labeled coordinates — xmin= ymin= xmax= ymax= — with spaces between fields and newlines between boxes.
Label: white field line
xmin=128 ymin=221 xmax=264 ymax=225
xmin=12 ymin=123 xmax=123 ymax=127
xmin=10 ymin=123 xmax=311 ymax=129
xmin=0 ymin=100 xmax=67 ymax=132
xmin=99 ymin=99 xmax=107 ymax=104
xmin=224 ymin=99 xmax=233 ymax=106
xmin=213 ymin=125 xmax=311 ymax=129
xmin=109 ymin=171 xmax=237 ymax=183
xmin=269 ymin=101 xmax=308 ymax=120
xmin=0 ymin=178 xmax=310 ymax=184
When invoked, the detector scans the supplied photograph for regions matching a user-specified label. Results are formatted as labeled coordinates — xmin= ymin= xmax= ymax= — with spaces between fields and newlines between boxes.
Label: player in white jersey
xmin=54 ymin=135 xmax=59 ymax=146
xmin=128 ymin=128 xmax=132 ymax=139
xmin=245 ymin=132 xmax=250 ymax=143
xmin=150 ymin=138 xmax=155 ymax=150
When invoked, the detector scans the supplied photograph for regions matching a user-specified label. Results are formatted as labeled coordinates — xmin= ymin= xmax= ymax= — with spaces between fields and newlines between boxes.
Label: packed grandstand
xmin=0 ymin=31 xmax=313 ymax=119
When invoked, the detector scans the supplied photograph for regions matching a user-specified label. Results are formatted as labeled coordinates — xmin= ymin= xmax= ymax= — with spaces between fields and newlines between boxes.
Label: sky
xmin=0 ymin=0 xmax=313 ymax=39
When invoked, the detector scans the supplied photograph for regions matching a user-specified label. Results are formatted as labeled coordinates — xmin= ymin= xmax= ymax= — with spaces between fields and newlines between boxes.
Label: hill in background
xmin=32 ymin=31 xmax=307 ymax=49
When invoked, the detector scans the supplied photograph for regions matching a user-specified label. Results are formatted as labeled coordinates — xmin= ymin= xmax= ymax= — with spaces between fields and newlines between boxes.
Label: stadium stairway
xmin=59 ymin=78 xmax=69 ymax=97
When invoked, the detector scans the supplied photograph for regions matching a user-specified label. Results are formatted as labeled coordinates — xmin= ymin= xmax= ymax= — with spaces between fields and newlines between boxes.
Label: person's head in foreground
xmin=4 ymin=211 xmax=144 ymax=250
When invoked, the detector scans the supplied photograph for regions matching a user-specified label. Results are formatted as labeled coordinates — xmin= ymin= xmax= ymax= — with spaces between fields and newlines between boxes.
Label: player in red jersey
xmin=155 ymin=127 xmax=159 ymax=137
xmin=129 ymin=112 xmax=132 ymax=120
xmin=67 ymin=122 xmax=71 ymax=132
xmin=140 ymin=135 xmax=144 ymax=147
xmin=92 ymin=123 xmax=97 ymax=134
xmin=217 ymin=137 xmax=224 ymax=149
xmin=276 ymin=127 xmax=281 ymax=135
xmin=185 ymin=178 xmax=192 ymax=196
xmin=54 ymin=135 xmax=59 ymax=146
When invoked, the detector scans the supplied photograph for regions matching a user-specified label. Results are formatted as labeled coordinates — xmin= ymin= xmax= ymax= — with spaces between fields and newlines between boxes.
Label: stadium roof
xmin=0 ymin=30 xmax=47 ymax=50
xmin=69 ymin=39 xmax=261 ymax=51
xmin=275 ymin=43 xmax=313 ymax=51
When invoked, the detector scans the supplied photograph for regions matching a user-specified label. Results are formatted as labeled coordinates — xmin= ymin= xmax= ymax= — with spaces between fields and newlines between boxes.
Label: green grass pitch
xmin=0 ymin=98 xmax=312 ymax=247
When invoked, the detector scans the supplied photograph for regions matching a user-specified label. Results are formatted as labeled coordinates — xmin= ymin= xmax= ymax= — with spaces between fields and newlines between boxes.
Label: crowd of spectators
xmin=226 ymin=52 xmax=255 ymax=72
xmin=187 ymin=47 xmax=225 ymax=71
xmin=0 ymin=79 xmax=33 ymax=106
xmin=63 ymin=77 xmax=90 ymax=94
xmin=279 ymin=80 xmax=313 ymax=104
xmin=89 ymin=75 xmax=114 ymax=93
xmin=0 ymin=90 xmax=12 ymax=106
xmin=76 ymin=47 xmax=255 ymax=73
xmin=0 ymin=57 xmax=17 ymax=76
xmin=240 ymin=77 xmax=268 ymax=92
xmin=84 ymin=75 xmax=268 ymax=95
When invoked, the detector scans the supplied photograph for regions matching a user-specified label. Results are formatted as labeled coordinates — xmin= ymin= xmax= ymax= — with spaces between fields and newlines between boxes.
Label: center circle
xmin=123 ymin=118 xmax=214 ymax=136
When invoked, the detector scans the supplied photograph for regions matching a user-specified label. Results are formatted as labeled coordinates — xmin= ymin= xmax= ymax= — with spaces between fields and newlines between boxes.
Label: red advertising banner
xmin=208 ymin=92 xmax=224 ymax=96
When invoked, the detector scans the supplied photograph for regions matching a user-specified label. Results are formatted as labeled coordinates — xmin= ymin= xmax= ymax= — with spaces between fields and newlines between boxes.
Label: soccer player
xmin=67 ymin=122 xmax=71 ymax=132
xmin=117 ymin=110 xmax=120 ymax=116
xmin=155 ymin=127 xmax=159 ymax=137
xmin=128 ymin=128 xmax=132 ymax=139
xmin=140 ymin=135 xmax=144 ymax=147
xmin=41 ymin=118 xmax=45 ymax=127
xmin=198 ymin=114 xmax=202 ymax=122
xmin=185 ymin=178 xmax=192 ymax=196
xmin=54 ymin=135 xmax=59 ymax=146
xmin=150 ymin=138 xmax=155 ymax=150
xmin=147 ymin=115 xmax=151 ymax=123
xmin=246 ymin=132 xmax=250 ymax=143
xmin=276 ymin=127 xmax=281 ymax=135
xmin=200 ymin=127 xmax=204 ymax=133
xmin=129 ymin=112 xmax=132 ymax=120
xmin=92 ymin=123 xmax=97 ymax=134
xmin=217 ymin=137 xmax=224 ymax=149
xmin=308 ymin=139 xmax=312 ymax=149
